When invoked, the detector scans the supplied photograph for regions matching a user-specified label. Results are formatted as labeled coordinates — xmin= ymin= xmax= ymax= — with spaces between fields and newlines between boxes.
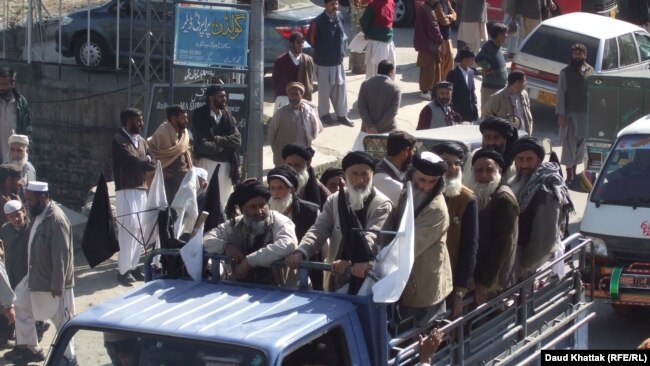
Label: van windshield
xmin=51 ymin=328 xmax=267 ymax=365
xmin=591 ymin=134 xmax=650 ymax=207
xmin=520 ymin=25 xmax=598 ymax=67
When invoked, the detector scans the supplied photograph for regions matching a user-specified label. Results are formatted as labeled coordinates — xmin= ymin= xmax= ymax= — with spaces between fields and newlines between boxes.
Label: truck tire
xmin=394 ymin=0 xmax=415 ymax=27
xmin=74 ymin=34 xmax=111 ymax=68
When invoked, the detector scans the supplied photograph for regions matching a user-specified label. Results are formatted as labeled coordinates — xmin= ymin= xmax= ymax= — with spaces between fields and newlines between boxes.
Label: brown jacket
xmin=474 ymin=184 xmax=519 ymax=291
xmin=112 ymin=130 xmax=156 ymax=191
xmin=398 ymin=192 xmax=453 ymax=308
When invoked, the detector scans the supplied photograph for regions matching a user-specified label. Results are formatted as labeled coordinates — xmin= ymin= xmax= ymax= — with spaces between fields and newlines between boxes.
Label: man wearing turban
xmin=203 ymin=179 xmax=298 ymax=286
xmin=509 ymin=137 xmax=573 ymax=279
xmin=6 ymin=134 xmax=35 ymax=184
xmin=285 ymin=151 xmax=392 ymax=294
xmin=467 ymin=149 xmax=518 ymax=305
xmin=389 ymin=151 xmax=452 ymax=327
xmin=281 ymin=144 xmax=330 ymax=208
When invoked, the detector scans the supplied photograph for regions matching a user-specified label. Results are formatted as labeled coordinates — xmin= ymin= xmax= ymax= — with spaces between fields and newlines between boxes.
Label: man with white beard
xmin=281 ymin=144 xmax=330 ymax=208
xmin=462 ymin=117 xmax=519 ymax=186
xmin=203 ymin=179 xmax=298 ymax=286
xmin=509 ymin=137 xmax=573 ymax=279
xmin=388 ymin=151 xmax=452 ymax=327
xmin=467 ymin=149 xmax=518 ymax=305
xmin=6 ymin=134 xmax=35 ymax=184
xmin=285 ymin=151 xmax=392 ymax=294
xmin=431 ymin=142 xmax=478 ymax=319
xmin=267 ymin=165 xmax=322 ymax=290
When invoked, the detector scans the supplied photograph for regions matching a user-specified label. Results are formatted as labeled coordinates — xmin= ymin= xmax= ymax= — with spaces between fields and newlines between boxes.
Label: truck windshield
xmin=51 ymin=328 xmax=267 ymax=365
xmin=590 ymin=134 xmax=650 ymax=207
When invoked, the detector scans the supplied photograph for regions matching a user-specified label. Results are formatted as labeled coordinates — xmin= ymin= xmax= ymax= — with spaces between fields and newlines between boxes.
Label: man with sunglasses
xmin=432 ymin=142 xmax=478 ymax=319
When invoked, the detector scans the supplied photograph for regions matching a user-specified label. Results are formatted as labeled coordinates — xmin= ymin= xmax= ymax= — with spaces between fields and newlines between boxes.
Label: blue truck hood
xmin=65 ymin=279 xmax=357 ymax=355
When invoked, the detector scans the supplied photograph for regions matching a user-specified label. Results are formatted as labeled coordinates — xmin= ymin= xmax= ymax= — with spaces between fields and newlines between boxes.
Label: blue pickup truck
xmin=45 ymin=235 xmax=593 ymax=365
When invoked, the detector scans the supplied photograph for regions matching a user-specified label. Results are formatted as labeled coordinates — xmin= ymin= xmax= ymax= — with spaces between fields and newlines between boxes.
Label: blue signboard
xmin=174 ymin=4 xmax=250 ymax=69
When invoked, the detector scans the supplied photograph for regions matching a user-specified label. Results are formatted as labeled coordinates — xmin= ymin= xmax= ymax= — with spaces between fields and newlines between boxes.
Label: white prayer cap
xmin=3 ymin=200 xmax=22 ymax=214
xmin=8 ymin=134 xmax=29 ymax=146
xmin=193 ymin=167 xmax=208 ymax=181
xmin=26 ymin=181 xmax=48 ymax=192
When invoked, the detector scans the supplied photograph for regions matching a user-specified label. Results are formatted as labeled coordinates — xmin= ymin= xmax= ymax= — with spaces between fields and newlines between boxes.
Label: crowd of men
xmin=0 ymin=0 xmax=608 ymax=363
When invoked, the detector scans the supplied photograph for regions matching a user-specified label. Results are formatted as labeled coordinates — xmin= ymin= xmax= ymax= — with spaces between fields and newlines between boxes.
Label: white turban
xmin=8 ymin=134 xmax=29 ymax=146
xmin=4 ymin=200 xmax=22 ymax=214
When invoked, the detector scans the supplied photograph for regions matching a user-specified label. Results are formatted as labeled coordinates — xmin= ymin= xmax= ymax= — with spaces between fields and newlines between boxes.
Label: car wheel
xmin=393 ymin=0 xmax=415 ymax=28
xmin=74 ymin=34 xmax=110 ymax=68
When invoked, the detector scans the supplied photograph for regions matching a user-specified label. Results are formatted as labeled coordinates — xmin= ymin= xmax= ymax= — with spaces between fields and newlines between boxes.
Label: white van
xmin=581 ymin=114 xmax=650 ymax=263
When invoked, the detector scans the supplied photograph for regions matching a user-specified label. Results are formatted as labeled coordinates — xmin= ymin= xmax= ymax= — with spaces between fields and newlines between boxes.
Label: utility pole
xmin=245 ymin=0 xmax=264 ymax=179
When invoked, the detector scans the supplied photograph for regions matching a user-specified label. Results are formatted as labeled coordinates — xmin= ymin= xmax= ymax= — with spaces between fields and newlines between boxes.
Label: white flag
xmin=359 ymin=182 xmax=415 ymax=303
xmin=142 ymin=161 xmax=168 ymax=248
xmin=171 ymin=169 xmax=199 ymax=239
xmin=180 ymin=226 xmax=204 ymax=281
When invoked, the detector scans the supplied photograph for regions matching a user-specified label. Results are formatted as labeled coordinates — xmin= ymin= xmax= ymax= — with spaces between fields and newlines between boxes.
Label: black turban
xmin=472 ymin=148 xmax=507 ymax=171
xmin=512 ymin=136 xmax=545 ymax=160
xmin=281 ymin=144 xmax=315 ymax=161
xmin=205 ymin=84 xmax=225 ymax=98
xmin=228 ymin=178 xmax=271 ymax=208
xmin=319 ymin=167 xmax=345 ymax=185
xmin=342 ymin=151 xmax=376 ymax=171
xmin=432 ymin=141 xmax=465 ymax=161
xmin=480 ymin=117 xmax=518 ymax=140
xmin=267 ymin=165 xmax=299 ymax=188
xmin=412 ymin=151 xmax=447 ymax=176
xmin=0 ymin=163 xmax=22 ymax=181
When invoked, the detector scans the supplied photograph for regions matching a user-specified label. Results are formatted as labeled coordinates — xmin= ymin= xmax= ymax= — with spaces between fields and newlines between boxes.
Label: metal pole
xmin=116 ymin=0 xmax=120 ymax=69
xmin=26 ymin=0 xmax=32 ymax=62
xmin=245 ymin=0 xmax=264 ymax=179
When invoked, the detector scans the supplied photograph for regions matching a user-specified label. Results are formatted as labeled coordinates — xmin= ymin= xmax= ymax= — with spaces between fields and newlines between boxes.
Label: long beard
xmin=296 ymin=168 xmax=309 ymax=195
xmin=269 ymin=194 xmax=293 ymax=214
xmin=347 ymin=177 xmax=373 ymax=211
xmin=8 ymin=153 xmax=27 ymax=166
xmin=243 ymin=215 xmax=270 ymax=236
xmin=467 ymin=172 xmax=501 ymax=209
xmin=508 ymin=172 xmax=531 ymax=197
xmin=29 ymin=202 xmax=45 ymax=218
xmin=443 ymin=170 xmax=463 ymax=197
xmin=413 ymin=187 xmax=431 ymax=208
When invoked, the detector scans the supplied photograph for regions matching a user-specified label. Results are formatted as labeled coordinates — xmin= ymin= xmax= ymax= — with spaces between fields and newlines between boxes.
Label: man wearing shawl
xmin=148 ymin=105 xmax=193 ymax=202
xmin=462 ymin=116 xmax=519 ymax=186
xmin=389 ymin=152 xmax=452 ymax=327
xmin=268 ymin=82 xmax=323 ymax=167
xmin=203 ymin=179 xmax=298 ymax=286
xmin=509 ymin=137 xmax=573 ymax=278
xmin=285 ymin=151 xmax=392 ymax=294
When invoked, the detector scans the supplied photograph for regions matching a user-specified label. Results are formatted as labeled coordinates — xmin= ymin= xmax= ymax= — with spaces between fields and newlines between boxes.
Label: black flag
xmin=202 ymin=164 xmax=226 ymax=232
xmin=82 ymin=173 xmax=120 ymax=268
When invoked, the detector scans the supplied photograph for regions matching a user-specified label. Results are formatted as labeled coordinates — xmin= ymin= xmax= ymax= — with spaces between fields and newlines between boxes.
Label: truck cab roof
xmin=618 ymin=114 xmax=650 ymax=137
xmin=66 ymin=279 xmax=359 ymax=362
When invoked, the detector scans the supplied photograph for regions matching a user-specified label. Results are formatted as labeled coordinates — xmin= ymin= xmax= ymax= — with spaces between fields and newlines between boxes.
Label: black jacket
xmin=446 ymin=65 xmax=479 ymax=122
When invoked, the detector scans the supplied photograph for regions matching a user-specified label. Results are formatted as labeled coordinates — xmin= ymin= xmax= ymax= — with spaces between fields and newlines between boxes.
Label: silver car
xmin=511 ymin=12 xmax=650 ymax=106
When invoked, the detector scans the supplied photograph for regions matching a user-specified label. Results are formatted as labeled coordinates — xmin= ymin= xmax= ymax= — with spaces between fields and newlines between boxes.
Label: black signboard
xmin=147 ymin=83 xmax=249 ymax=155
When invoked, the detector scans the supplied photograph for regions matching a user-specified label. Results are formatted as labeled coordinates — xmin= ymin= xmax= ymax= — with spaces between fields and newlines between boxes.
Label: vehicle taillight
xmin=275 ymin=25 xmax=310 ymax=40
xmin=511 ymin=62 xmax=559 ymax=84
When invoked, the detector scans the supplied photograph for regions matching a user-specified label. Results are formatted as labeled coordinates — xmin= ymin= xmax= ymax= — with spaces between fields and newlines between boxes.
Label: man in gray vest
xmin=373 ymin=130 xmax=416 ymax=205
xmin=556 ymin=43 xmax=594 ymax=183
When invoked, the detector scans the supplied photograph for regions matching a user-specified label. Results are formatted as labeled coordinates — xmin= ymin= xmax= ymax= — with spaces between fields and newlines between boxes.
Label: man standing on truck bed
xmin=467 ymin=150 xmax=518 ymax=304
xmin=556 ymin=43 xmax=593 ymax=184
xmin=204 ymin=179 xmax=299 ymax=286
xmin=509 ymin=137 xmax=573 ymax=279
xmin=8 ymin=181 xmax=76 ymax=365
xmin=285 ymin=151 xmax=392 ymax=294
xmin=390 ymin=152 xmax=452 ymax=327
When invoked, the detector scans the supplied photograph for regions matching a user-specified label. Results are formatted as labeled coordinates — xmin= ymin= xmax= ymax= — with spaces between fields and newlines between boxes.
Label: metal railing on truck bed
xmin=144 ymin=234 xmax=594 ymax=366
